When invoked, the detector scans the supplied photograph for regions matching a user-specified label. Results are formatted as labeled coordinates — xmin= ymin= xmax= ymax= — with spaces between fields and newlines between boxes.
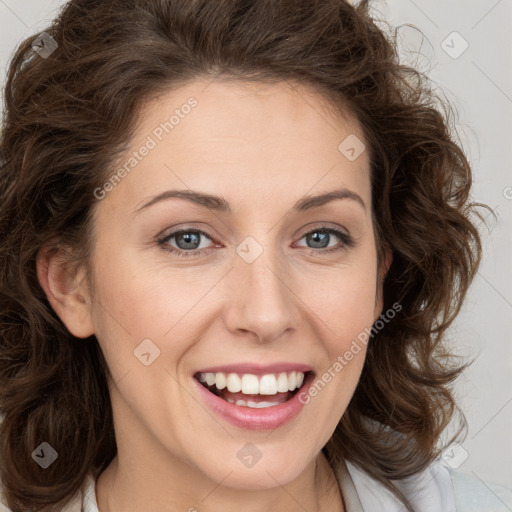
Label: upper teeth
xmin=198 ymin=371 xmax=305 ymax=395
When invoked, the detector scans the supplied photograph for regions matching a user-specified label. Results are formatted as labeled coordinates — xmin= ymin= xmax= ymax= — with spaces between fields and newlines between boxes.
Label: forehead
xmin=100 ymin=78 xmax=371 ymax=216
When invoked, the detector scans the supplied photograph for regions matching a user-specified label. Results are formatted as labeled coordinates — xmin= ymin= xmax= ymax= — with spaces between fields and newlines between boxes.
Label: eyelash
xmin=157 ymin=226 xmax=354 ymax=258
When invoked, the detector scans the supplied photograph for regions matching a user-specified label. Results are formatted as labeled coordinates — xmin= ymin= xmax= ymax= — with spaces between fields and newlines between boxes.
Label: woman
xmin=0 ymin=0 xmax=510 ymax=511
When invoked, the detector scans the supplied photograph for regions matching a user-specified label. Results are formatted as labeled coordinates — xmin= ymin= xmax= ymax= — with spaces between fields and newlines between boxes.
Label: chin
xmin=189 ymin=444 xmax=315 ymax=491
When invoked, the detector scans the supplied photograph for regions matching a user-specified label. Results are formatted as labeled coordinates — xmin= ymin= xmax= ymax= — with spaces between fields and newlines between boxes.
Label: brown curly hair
xmin=0 ymin=0 xmax=487 ymax=510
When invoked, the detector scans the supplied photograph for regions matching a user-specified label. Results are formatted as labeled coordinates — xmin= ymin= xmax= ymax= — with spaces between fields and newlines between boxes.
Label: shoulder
xmin=0 ymin=497 xmax=9 ymax=512
xmin=447 ymin=467 xmax=512 ymax=512
xmin=0 ymin=483 xmax=9 ymax=512
xmin=341 ymin=458 xmax=512 ymax=512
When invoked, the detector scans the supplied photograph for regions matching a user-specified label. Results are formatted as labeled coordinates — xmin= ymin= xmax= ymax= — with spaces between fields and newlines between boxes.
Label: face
xmin=82 ymin=79 xmax=385 ymax=489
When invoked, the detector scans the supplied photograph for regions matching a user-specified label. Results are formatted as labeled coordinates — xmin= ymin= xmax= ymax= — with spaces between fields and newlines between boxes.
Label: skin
xmin=37 ymin=78 xmax=391 ymax=512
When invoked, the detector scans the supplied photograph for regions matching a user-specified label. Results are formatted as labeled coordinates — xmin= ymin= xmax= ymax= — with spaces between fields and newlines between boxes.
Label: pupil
xmin=308 ymin=231 xmax=329 ymax=249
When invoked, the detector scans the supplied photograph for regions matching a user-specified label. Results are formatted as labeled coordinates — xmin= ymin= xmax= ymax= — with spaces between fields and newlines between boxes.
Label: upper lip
xmin=194 ymin=362 xmax=313 ymax=376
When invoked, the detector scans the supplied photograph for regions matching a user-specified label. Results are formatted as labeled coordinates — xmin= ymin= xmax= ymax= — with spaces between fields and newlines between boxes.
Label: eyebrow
xmin=132 ymin=187 xmax=366 ymax=217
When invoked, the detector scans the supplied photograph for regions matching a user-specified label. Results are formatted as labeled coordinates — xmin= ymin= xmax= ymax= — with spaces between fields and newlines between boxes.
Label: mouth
xmin=193 ymin=369 xmax=314 ymax=409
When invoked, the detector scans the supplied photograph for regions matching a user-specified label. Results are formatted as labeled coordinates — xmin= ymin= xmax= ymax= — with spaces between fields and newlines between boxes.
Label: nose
xmin=223 ymin=242 xmax=300 ymax=344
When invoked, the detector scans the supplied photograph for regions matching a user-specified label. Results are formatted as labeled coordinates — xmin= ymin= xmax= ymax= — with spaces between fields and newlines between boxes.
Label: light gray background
xmin=1 ymin=0 xmax=511 ymax=488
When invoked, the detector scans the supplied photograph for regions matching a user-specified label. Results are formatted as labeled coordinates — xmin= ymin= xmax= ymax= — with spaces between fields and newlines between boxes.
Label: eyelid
xmin=158 ymin=227 xmax=217 ymax=248
xmin=297 ymin=222 xmax=351 ymax=238
xmin=294 ymin=226 xmax=354 ymax=251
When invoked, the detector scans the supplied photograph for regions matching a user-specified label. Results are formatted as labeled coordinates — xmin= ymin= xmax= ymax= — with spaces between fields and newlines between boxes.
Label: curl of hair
xmin=0 ymin=0 xmax=488 ymax=510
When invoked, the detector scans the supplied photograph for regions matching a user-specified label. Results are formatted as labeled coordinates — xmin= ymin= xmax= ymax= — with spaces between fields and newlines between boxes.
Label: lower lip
xmin=192 ymin=373 xmax=315 ymax=431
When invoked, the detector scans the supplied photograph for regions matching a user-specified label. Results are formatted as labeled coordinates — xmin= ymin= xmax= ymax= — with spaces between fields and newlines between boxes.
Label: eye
xmin=157 ymin=229 xmax=216 ymax=258
xmin=294 ymin=227 xmax=354 ymax=254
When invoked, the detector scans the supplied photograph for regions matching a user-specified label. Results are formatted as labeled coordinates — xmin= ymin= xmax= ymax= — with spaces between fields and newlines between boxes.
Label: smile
xmin=196 ymin=370 xmax=306 ymax=408
xmin=192 ymin=364 xmax=315 ymax=430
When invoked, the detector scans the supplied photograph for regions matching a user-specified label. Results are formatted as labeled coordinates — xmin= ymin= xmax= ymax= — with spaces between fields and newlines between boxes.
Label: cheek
xmin=306 ymin=262 xmax=378 ymax=345
xmin=303 ymin=272 xmax=375 ymax=421
xmin=91 ymin=243 xmax=185 ymax=333
xmin=87 ymin=249 xmax=193 ymax=378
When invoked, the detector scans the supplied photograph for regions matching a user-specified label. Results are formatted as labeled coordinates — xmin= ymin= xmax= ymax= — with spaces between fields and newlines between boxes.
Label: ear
xmin=374 ymin=246 xmax=393 ymax=318
xmin=36 ymin=245 xmax=95 ymax=338
xmin=379 ymin=246 xmax=393 ymax=282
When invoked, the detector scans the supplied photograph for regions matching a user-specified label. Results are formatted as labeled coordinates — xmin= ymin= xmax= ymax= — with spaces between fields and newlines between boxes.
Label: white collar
xmin=336 ymin=457 xmax=456 ymax=512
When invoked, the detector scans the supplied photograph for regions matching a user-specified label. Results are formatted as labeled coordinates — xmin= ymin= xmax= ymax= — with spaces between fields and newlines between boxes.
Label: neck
xmin=95 ymin=450 xmax=344 ymax=512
